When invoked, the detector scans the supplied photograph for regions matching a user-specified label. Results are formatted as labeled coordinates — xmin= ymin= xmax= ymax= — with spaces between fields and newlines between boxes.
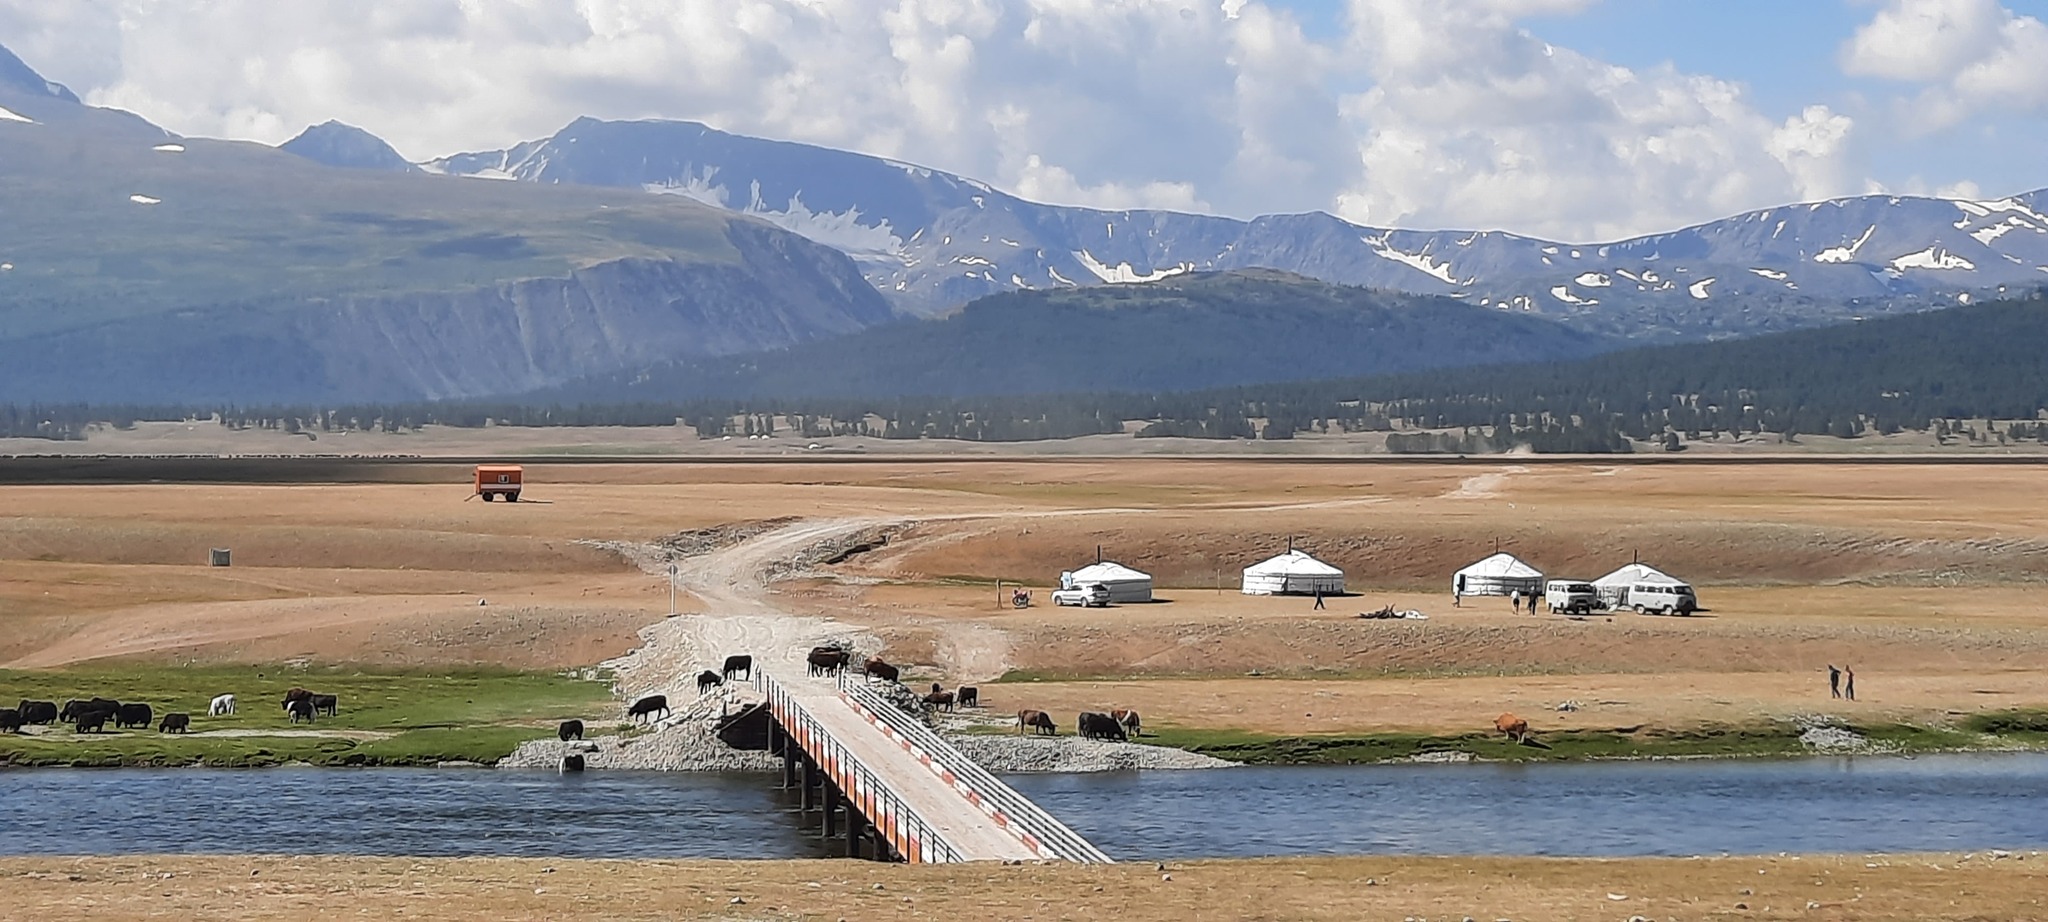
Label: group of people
xmin=1827 ymin=664 xmax=1857 ymax=700
xmin=1507 ymin=589 xmax=1543 ymax=614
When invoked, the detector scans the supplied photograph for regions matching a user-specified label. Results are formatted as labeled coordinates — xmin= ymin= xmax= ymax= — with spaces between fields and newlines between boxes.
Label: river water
xmin=3 ymin=753 xmax=2045 ymax=859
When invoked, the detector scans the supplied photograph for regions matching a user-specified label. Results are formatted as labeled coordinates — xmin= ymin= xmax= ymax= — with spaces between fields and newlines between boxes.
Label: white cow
xmin=209 ymin=693 xmax=236 ymax=716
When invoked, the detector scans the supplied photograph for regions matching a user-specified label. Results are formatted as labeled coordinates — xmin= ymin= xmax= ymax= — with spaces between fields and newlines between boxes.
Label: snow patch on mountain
xmin=1368 ymin=239 xmax=1464 ymax=285
xmin=1074 ymin=250 xmax=1192 ymax=284
xmin=1574 ymin=272 xmax=1610 ymax=288
xmin=129 ymin=194 xmax=160 ymax=205
xmin=0 ymin=105 xmax=31 ymax=124
xmin=1814 ymin=225 xmax=1877 ymax=263
xmin=1549 ymin=285 xmax=1596 ymax=305
xmin=1971 ymin=222 xmax=2016 ymax=245
xmin=1890 ymin=246 xmax=1975 ymax=271
xmin=1689 ymin=278 xmax=1716 ymax=299
xmin=650 ymin=172 xmax=906 ymax=258
xmin=1750 ymin=268 xmax=1789 ymax=281
xmin=152 ymin=143 xmax=184 ymax=153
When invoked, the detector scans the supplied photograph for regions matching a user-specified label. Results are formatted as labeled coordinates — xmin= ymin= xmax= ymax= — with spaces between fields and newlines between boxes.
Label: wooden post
xmin=781 ymin=736 xmax=797 ymax=790
xmin=822 ymin=782 xmax=840 ymax=838
xmin=800 ymin=756 xmax=817 ymax=813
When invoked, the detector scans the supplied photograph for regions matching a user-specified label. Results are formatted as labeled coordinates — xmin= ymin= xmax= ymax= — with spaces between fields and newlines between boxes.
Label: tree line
xmin=5 ymin=296 xmax=2045 ymax=453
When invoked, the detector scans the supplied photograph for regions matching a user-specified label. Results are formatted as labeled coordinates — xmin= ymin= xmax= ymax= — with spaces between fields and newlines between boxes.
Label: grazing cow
xmin=1078 ymin=712 xmax=1128 ymax=742
xmin=721 ymin=655 xmax=753 ymax=681
xmin=208 ymin=694 xmax=236 ymax=717
xmin=558 ymin=719 xmax=584 ymax=742
xmin=627 ymin=695 xmax=670 ymax=723
xmin=287 ymin=698 xmax=316 ymax=724
xmin=73 ymin=708 xmax=111 ymax=734
xmin=60 ymin=698 xmax=119 ymax=723
xmin=807 ymin=647 xmax=850 ymax=677
xmin=282 ymin=687 xmax=313 ymax=711
xmin=1495 ymin=712 xmax=1530 ymax=743
xmin=1111 ymin=709 xmax=1142 ymax=737
xmin=957 ymin=686 xmax=979 ymax=709
xmin=560 ymin=754 xmax=586 ymax=774
xmin=923 ymin=690 xmax=956 ymax=713
xmin=696 ymin=670 xmax=723 ymax=695
xmin=157 ymin=713 xmax=191 ymax=733
xmin=1017 ymin=709 xmax=1057 ymax=736
xmin=310 ymin=694 xmax=338 ymax=717
xmin=17 ymin=700 xmax=57 ymax=725
xmin=114 ymin=703 xmax=153 ymax=730
xmin=0 ymin=708 xmax=20 ymax=733
xmin=863 ymin=658 xmax=900 ymax=684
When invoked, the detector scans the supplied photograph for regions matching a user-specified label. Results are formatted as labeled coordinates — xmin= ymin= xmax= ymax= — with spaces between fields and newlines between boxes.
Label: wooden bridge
xmin=750 ymin=669 xmax=1112 ymax=864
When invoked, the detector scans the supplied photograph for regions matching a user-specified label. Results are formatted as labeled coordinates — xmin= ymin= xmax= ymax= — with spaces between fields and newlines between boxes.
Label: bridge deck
xmin=778 ymin=674 xmax=1041 ymax=862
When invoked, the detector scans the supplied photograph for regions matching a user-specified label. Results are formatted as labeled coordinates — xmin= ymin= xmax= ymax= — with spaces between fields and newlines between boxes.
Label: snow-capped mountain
xmin=426 ymin=117 xmax=2048 ymax=340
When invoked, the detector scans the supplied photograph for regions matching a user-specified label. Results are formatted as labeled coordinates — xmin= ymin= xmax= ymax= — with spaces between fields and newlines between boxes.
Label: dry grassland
xmin=4 ymin=853 xmax=2041 ymax=921
xmin=5 ymin=459 xmax=2048 ymax=739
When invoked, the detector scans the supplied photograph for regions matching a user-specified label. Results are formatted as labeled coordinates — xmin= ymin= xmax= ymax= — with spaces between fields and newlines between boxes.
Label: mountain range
xmin=0 ymin=44 xmax=888 ymax=403
xmin=6 ymin=36 xmax=2048 ymax=408
xmin=422 ymin=117 xmax=2048 ymax=340
xmin=540 ymin=269 xmax=1611 ymax=402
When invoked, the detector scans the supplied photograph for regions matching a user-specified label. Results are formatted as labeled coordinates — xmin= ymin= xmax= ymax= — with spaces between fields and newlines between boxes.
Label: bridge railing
xmin=754 ymin=671 xmax=964 ymax=864
xmin=838 ymin=675 xmax=1114 ymax=864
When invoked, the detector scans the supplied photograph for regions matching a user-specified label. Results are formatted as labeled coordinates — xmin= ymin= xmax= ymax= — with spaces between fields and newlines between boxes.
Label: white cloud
xmin=1330 ymin=0 xmax=1857 ymax=239
xmin=1842 ymin=0 xmax=2048 ymax=131
xmin=0 ymin=0 xmax=1862 ymax=240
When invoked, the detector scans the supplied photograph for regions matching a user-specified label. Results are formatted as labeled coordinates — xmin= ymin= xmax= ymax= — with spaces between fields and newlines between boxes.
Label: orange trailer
xmin=474 ymin=464 xmax=523 ymax=502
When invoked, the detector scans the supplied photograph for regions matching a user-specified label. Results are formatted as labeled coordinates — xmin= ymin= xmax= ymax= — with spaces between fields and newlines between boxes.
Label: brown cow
xmin=863 ymin=658 xmax=900 ymax=683
xmin=807 ymin=647 xmax=850 ymax=676
xmin=1017 ymin=709 xmax=1057 ymax=736
xmin=1112 ymin=709 xmax=1142 ymax=737
xmin=923 ymin=690 xmax=956 ymax=712
xmin=1495 ymin=712 xmax=1530 ymax=743
xmin=282 ymin=687 xmax=313 ymax=711
xmin=957 ymin=686 xmax=979 ymax=709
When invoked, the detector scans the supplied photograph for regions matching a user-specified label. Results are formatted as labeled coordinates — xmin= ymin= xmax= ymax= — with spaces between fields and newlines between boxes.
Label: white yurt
xmin=1593 ymin=562 xmax=1691 ymax=608
xmin=1241 ymin=549 xmax=1346 ymax=596
xmin=1062 ymin=560 xmax=1154 ymax=603
xmin=1451 ymin=552 xmax=1543 ymax=599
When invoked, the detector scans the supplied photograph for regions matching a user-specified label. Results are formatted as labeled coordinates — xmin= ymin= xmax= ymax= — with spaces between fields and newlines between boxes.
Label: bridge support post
xmin=822 ymin=782 xmax=840 ymax=838
xmin=800 ymin=755 xmax=817 ymax=814
xmin=843 ymin=805 xmax=865 ymax=858
xmin=780 ymin=735 xmax=798 ymax=790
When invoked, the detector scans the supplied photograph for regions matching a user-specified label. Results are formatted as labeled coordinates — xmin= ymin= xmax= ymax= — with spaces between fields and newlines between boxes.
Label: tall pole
xmin=667 ymin=562 xmax=678 ymax=616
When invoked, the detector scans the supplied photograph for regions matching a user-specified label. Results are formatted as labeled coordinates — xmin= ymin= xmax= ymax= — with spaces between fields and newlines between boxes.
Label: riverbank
xmin=6 ymin=852 xmax=2042 ymax=921
xmin=1143 ymin=710 xmax=2048 ymax=765
xmin=0 ymin=666 xmax=607 ymax=768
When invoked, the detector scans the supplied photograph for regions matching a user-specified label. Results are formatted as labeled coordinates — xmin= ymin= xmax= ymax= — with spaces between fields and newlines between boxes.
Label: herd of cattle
xmin=0 ymin=688 xmax=342 ymax=736
xmin=601 ymin=644 xmax=1142 ymax=747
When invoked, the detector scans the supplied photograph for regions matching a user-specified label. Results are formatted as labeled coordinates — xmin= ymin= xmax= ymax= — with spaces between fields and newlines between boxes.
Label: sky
xmin=2 ymin=0 xmax=2046 ymax=242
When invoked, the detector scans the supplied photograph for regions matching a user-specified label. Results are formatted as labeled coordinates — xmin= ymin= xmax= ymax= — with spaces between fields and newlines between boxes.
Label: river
xmin=4 ymin=753 xmax=2045 ymax=859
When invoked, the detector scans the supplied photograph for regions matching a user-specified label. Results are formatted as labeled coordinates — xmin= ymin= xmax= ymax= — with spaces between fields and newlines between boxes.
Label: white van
xmin=1544 ymin=580 xmax=1601 ymax=615
xmin=1627 ymin=582 xmax=1697 ymax=615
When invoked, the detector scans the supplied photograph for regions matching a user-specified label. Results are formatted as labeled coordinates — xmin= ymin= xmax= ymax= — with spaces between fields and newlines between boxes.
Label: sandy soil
xmin=4 ymin=853 xmax=2042 ymax=921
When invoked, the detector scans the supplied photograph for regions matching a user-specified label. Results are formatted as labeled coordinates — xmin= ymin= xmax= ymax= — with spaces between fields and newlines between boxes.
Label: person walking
xmin=1313 ymin=587 xmax=1326 ymax=610
xmin=1828 ymin=664 xmax=1842 ymax=699
xmin=1845 ymin=667 xmax=1856 ymax=701
xmin=1510 ymin=590 xmax=1522 ymax=614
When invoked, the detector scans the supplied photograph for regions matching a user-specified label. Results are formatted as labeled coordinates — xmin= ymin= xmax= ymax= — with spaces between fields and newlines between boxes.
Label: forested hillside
xmin=7 ymin=297 xmax=2046 ymax=453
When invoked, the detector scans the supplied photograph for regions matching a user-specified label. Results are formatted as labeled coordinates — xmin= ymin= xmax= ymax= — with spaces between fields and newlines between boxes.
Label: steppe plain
xmin=5 ymin=429 xmax=2048 ymax=919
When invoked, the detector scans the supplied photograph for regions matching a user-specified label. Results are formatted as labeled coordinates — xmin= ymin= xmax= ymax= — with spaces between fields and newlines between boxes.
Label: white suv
xmin=1052 ymin=583 xmax=1112 ymax=607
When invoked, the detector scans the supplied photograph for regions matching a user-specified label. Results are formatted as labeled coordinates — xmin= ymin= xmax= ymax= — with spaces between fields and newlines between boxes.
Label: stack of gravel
xmin=945 ymin=734 xmax=1238 ymax=773
xmin=497 ymin=691 xmax=776 ymax=772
